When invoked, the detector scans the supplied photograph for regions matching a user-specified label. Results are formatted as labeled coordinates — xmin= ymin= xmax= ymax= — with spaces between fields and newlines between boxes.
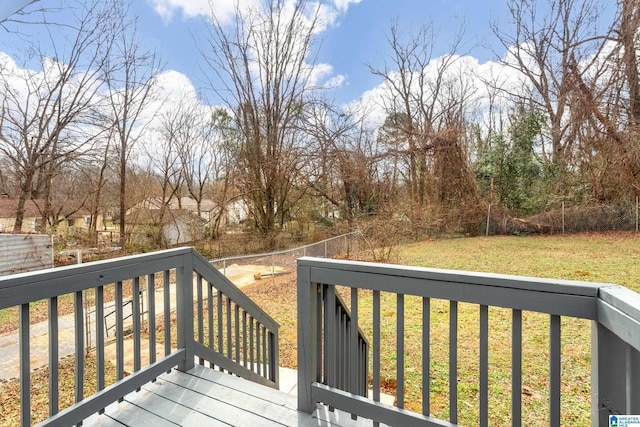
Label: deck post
xmin=297 ymin=263 xmax=318 ymax=413
xmin=591 ymin=321 xmax=635 ymax=426
xmin=177 ymin=251 xmax=195 ymax=372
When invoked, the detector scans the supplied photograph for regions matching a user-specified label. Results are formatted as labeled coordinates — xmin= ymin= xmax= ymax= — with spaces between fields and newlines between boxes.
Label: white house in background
xmin=130 ymin=196 xmax=249 ymax=228
xmin=126 ymin=208 xmax=206 ymax=246
xmin=224 ymin=199 xmax=249 ymax=225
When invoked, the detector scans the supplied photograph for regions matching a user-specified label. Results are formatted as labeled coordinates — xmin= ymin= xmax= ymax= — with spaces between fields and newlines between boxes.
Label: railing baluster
xmin=197 ymin=274 xmax=204 ymax=365
xmin=19 ymin=303 xmax=30 ymax=427
xmin=208 ymin=282 xmax=214 ymax=354
xmin=449 ymin=300 xmax=458 ymax=424
xmin=163 ymin=271 xmax=171 ymax=357
xmin=256 ymin=323 xmax=262 ymax=376
xmin=132 ymin=277 xmax=141 ymax=374
xmin=550 ymin=315 xmax=561 ymax=427
xmin=326 ymin=285 xmax=336 ymax=390
xmin=217 ymin=290 xmax=223 ymax=368
xmin=344 ymin=312 xmax=349 ymax=391
xmin=96 ymin=287 xmax=105 ymax=392
xmin=242 ymin=311 xmax=248 ymax=367
xmin=363 ymin=339 xmax=368 ymax=397
xmin=397 ymin=293 xmax=405 ymax=409
xmin=316 ymin=284 xmax=323 ymax=382
xmin=373 ymin=289 xmax=381 ymax=409
xmin=422 ymin=296 xmax=430 ymax=417
xmin=235 ymin=304 xmax=240 ymax=363
xmin=350 ymin=287 xmax=358 ymax=395
xmin=339 ymin=310 xmax=345 ymax=390
xmin=262 ymin=325 xmax=267 ymax=378
xmin=250 ymin=316 xmax=255 ymax=372
xmin=344 ymin=311 xmax=349 ymax=390
xmin=322 ymin=285 xmax=328 ymax=385
xmin=147 ymin=274 xmax=156 ymax=365
xmin=74 ymin=290 xmax=84 ymax=404
xmin=226 ymin=296 xmax=232 ymax=359
xmin=480 ymin=305 xmax=489 ymax=427
xmin=116 ymin=281 xmax=124 ymax=382
xmin=49 ymin=296 xmax=59 ymax=416
xmin=512 ymin=309 xmax=522 ymax=427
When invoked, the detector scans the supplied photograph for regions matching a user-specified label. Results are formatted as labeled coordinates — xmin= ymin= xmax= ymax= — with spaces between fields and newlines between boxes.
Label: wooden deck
xmin=83 ymin=365 xmax=387 ymax=427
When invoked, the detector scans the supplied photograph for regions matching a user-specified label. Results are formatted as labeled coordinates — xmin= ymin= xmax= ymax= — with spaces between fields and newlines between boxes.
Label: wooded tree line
xmin=0 ymin=0 xmax=638 ymax=249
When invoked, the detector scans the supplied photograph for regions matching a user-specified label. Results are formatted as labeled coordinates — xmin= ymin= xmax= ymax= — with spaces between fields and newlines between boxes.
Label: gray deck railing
xmin=297 ymin=257 xmax=640 ymax=427
xmin=320 ymin=284 xmax=369 ymax=401
xmin=0 ymin=247 xmax=278 ymax=427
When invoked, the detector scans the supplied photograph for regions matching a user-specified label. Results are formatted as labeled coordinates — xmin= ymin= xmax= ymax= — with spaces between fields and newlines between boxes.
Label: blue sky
xmin=2 ymin=0 xmax=619 ymax=108
xmin=131 ymin=0 xmax=514 ymax=105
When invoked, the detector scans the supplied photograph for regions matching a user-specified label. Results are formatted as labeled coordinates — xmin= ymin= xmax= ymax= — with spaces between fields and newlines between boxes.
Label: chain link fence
xmin=210 ymin=232 xmax=362 ymax=287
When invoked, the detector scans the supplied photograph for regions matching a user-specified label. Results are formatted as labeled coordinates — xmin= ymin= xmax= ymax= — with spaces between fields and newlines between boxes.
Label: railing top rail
xmin=298 ymin=256 xmax=606 ymax=296
xmin=0 ymin=247 xmax=193 ymax=310
xmin=298 ymin=257 xmax=610 ymax=319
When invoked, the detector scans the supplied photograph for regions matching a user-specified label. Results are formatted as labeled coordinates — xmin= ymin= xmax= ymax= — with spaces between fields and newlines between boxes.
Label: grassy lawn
xmin=394 ymin=232 xmax=639 ymax=425
xmin=387 ymin=232 xmax=640 ymax=425
xmin=399 ymin=232 xmax=640 ymax=291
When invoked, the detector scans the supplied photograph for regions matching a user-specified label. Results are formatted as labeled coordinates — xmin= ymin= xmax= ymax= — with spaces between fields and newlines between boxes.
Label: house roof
xmin=0 ymin=198 xmax=91 ymax=219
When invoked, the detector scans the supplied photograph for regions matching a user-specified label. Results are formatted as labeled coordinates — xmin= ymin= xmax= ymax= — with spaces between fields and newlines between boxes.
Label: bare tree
xmin=302 ymin=101 xmax=395 ymax=221
xmin=0 ymin=0 xmax=116 ymax=232
xmin=103 ymin=6 xmax=162 ymax=247
xmin=619 ymin=0 xmax=640 ymax=126
xmin=370 ymin=21 xmax=478 ymax=211
xmin=202 ymin=0 xmax=321 ymax=247
xmin=178 ymin=107 xmax=238 ymax=238
xmin=491 ymin=0 xmax=606 ymax=169
xmin=564 ymin=0 xmax=640 ymax=198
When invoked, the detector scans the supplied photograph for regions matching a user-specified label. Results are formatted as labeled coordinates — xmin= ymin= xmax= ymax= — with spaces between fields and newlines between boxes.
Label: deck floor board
xmin=82 ymin=365 xmax=387 ymax=427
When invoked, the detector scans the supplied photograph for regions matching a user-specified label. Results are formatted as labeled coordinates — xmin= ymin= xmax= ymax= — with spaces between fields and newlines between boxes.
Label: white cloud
xmin=309 ymin=63 xmax=344 ymax=88
xmin=149 ymin=0 xmax=360 ymax=29
xmin=332 ymin=0 xmax=362 ymax=13
xmin=325 ymin=74 xmax=345 ymax=88
xmin=148 ymin=0 xmax=260 ymax=24
xmin=148 ymin=0 xmax=210 ymax=22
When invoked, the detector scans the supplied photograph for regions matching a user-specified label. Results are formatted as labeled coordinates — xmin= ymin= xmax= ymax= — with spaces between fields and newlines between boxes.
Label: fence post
xmin=636 ymin=196 xmax=638 ymax=232
xmin=486 ymin=204 xmax=491 ymax=236
xmin=562 ymin=202 xmax=565 ymax=234
xmin=271 ymin=253 xmax=275 ymax=286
